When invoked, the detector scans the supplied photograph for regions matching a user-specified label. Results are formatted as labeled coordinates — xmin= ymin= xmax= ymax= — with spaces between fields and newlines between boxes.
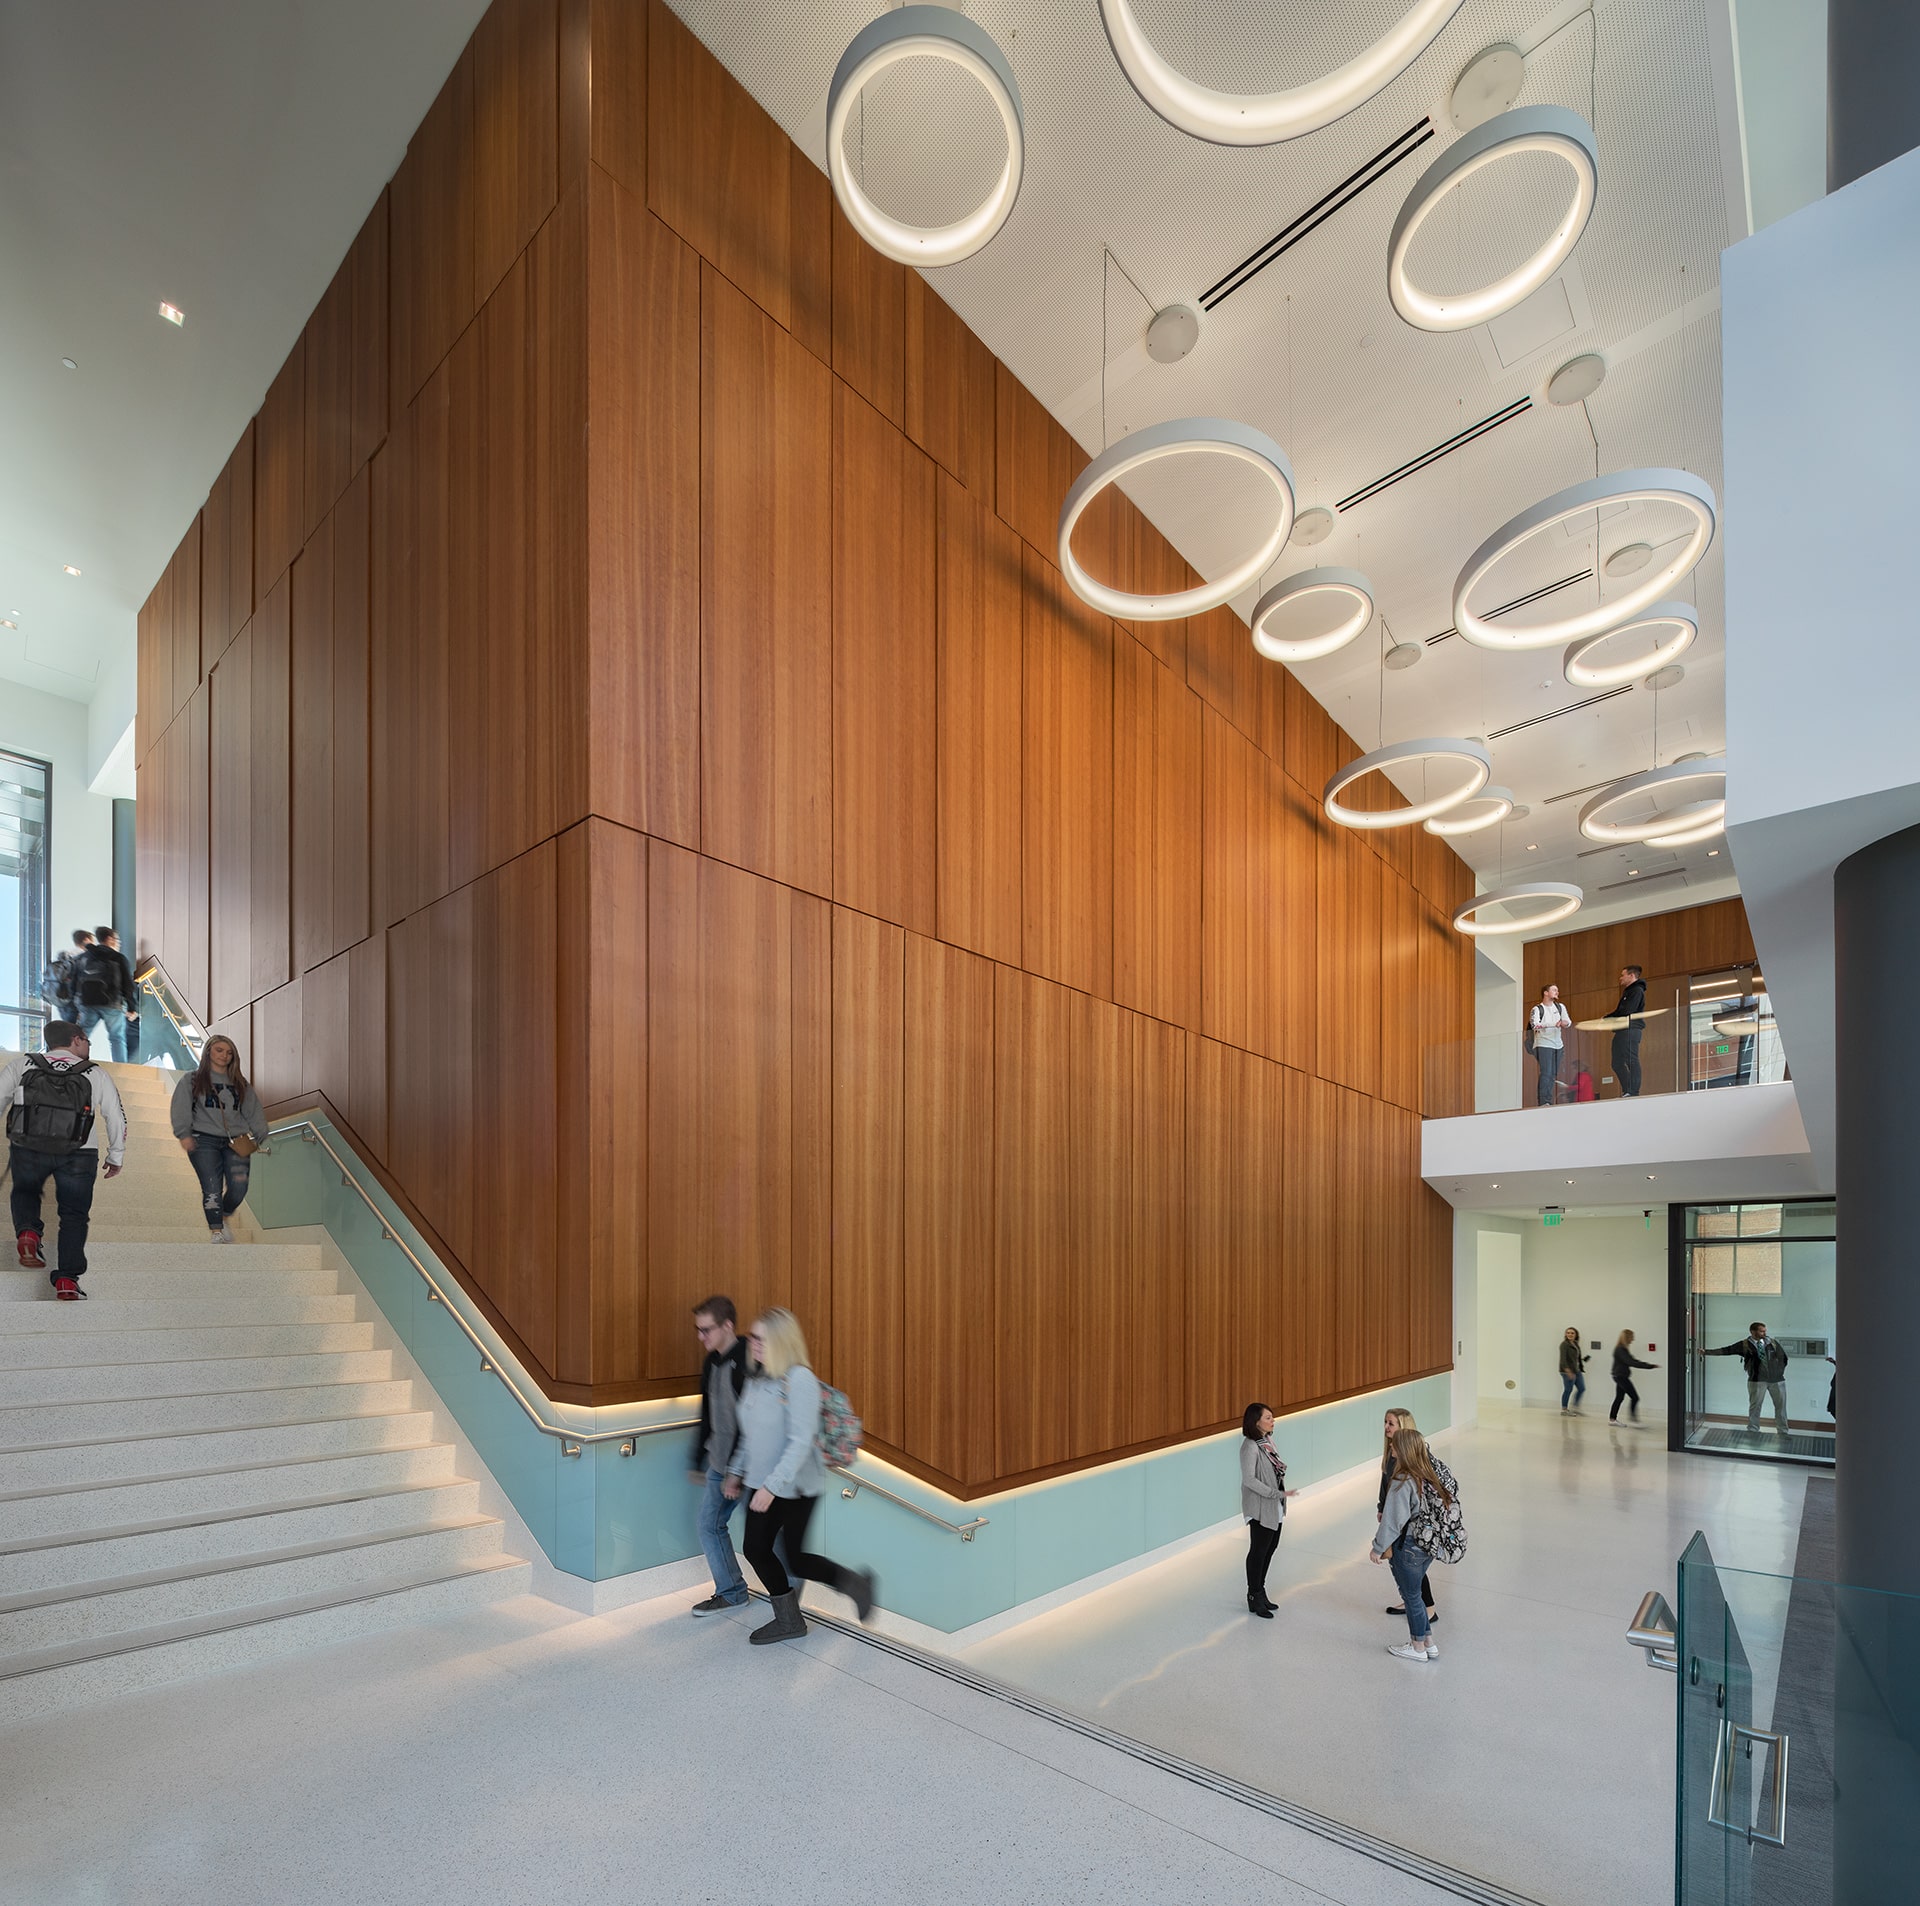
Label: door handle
xmin=1626 ymin=1589 xmax=1678 ymax=1671
xmin=1706 ymin=1717 xmax=1790 ymax=1847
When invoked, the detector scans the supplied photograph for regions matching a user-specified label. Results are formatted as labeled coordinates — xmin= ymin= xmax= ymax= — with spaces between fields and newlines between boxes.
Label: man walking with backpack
xmin=71 ymin=927 xmax=139 ymax=1063
xmin=3 ymin=1019 xmax=126 ymax=1299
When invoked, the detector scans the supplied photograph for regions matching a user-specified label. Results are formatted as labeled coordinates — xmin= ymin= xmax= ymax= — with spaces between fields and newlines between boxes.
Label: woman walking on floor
xmin=1558 ymin=1328 xmax=1587 ymax=1413
xmin=170 ymin=1034 xmax=268 ymax=1242
xmin=730 ymin=1308 xmax=877 ymax=1645
xmin=1240 ymin=1402 xmax=1297 ymax=1617
xmin=1371 ymin=1427 xmax=1465 ymax=1662
xmin=1378 ymin=1407 xmax=1437 ymax=1628
xmin=1609 ymin=1330 xmax=1658 ymax=1424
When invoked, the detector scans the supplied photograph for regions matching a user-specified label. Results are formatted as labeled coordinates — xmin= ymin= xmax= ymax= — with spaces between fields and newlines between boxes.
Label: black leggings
xmin=1246 ymin=1519 xmax=1282 ymax=1598
xmin=1610 ymin=1378 xmax=1640 ymax=1421
xmin=742 ymin=1493 xmax=858 ymax=1601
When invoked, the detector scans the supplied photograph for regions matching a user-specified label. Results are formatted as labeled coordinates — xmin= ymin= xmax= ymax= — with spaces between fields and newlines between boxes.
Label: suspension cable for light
xmin=1562 ymin=603 xmax=1697 ymax=688
xmin=1452 ymin=882 xmax=1583 ymax=935
xmin=1453 ymin=469 xmax=1718 ymax=650
xmin=1058 ymin=418 xmax=1294 ymax=620
xmin=826 ymin=8 xmax=1024 ymax=266
xmin=1098 ymin=0 xmax=1465 ymax=146
xmin=1424 ymin=785 xmax=1515 ymax=837
xmin=1323 ymin=737 xmax=1491 ymax=831
xmin=1577 ymin=759 xmax=1727 ymax=845
xmin=1250 ymin=566 xmax=1373 ymax=662
xmin=1388 ymin=106 xmax=1598 ymax=331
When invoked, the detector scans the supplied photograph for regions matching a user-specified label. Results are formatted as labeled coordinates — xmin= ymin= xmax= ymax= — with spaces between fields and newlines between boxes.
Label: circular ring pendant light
xmin=1578 ymin=759 xmax=1727 ymax=844
xmin=1098 ymin=0 xmax=1465 ymax=146
xmin=1562 ymin=602 xmax=1698 ymax=688
xmin=1388 ymin=106 xmax=1598 ymax=331
xmin=1454 ymin=469 xmax=1718 ymax=650
xmin=1424 ymin=785 xmax=1515 ymax=837
xmin=1058 ymin=418 xmax=1294 ymax=621
xmin=1452 ymin=882 xmax=1583 ymax=935
xmin=1250 ymin=566 xmax=1373 ymax=662
xmin=826 ymin=8 xmax=1024 ymax=267
xmin=1323 ymin=737 xmax=1492 ymax=831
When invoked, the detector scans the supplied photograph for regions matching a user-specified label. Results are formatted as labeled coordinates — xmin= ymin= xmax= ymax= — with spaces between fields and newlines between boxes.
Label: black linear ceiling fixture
xmin=1487 ymin=685 xmax=1633 ymax=740
xmin=1544 ymin=776 xmax=1624 ymax=805
xmin=1598 ymin=868 xmax=1688 ymax=893
xmin=1199 ymin=119 xmax=1435 ymax=312
xmin=1424 ymin=570 xmax=1594 ymax=646
xmin=1338 ymin=396 xmax=1533 ymax=513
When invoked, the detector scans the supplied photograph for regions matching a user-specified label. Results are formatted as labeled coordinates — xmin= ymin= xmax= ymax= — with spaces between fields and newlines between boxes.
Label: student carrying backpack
xmin=1371 ymin=1426 xmax=1465 ymax=1663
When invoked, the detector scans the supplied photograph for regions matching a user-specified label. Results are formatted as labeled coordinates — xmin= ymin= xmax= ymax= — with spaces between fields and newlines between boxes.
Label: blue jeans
xmin=187 ymin=1137 xmax=251 ymax=1224
xmin=1561 ymin=1373 xmax=1586 ymax=1408
xmin=1535 ymin=1045 xmax=1562 ymax=1105
xmin=77 ymin=1004 xmax=128 ymax=1063
xmin=698 ymin=1468 xmax=748 ymax=1602
xmin=9 ymin=1144 xmax=100 ymax=1281
xmin=1389 ymin=1542 xmax=1433 ymax=1642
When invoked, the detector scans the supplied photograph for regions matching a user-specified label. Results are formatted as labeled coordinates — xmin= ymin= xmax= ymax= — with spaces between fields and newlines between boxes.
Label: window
xmin=0 ymin=749 xmax=52 ymax=1051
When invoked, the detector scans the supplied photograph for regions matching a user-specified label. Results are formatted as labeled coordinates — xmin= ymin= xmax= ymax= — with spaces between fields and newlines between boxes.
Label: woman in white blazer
xmin=1239 ymin=1402 xmax=1297 ymax=1618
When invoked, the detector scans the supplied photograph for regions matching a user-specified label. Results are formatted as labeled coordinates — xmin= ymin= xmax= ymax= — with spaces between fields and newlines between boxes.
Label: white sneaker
xmin=1387 ymin=1642 xmax=1430 ymax=1662
xmin=217 ymin=1222 xmax=234 ymax=1243
xmin=209 ymin=1227 xmax=229 ymax=1245
xmin=1424 ymin=1641 xmax=1440 ymax=1660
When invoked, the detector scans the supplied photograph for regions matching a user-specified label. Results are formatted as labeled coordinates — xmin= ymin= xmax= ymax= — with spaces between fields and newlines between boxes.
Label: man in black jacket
xmin=687 ymin=1293 xmax=752 ymax=1616
xmin=71 ymin=928 xmax=139 ymax=1064
xmin=1706 ymin=1320 xmax=1791 ymax=1439
xmin=1610 ymin=964 xmax=1648 ymax=1096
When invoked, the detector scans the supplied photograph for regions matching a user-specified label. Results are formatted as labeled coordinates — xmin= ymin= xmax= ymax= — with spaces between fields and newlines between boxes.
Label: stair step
xmin=0 ymin=1320 xmax=379 ymax=1368
xmin=0 ymin=1378 xmax=416 ymax=1449
xmin=0 ymin=1553 xmax=531 ymax=1723
xmin=0 ymin=1266 xmax=339 ymax=1302
xmin=0 ymin=1443 xmax=459 ymax=1542
xmin=0 ymin=1517 xmax=504 ymax=1653
xmin=0 ymin=1478 xmax=483 ymax=1596
xmin=77 ymin=1243 xmax=325 ymax=1271
xmin=0 ymin=1409 xmax=434 ymax=1493
xmin=0 ymin=1293 xmax=358 ymax=1331
xmin=0 ymin=1347 xmax=396 ymax=1406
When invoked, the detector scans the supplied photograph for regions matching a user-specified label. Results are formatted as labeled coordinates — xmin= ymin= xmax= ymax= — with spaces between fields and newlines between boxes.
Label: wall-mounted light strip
xmin=1337 ymin=396 xmax=1532 ymax=512
xmin=1425 ymin=569 xmax=1593 ymax=646
xmin=1487 ymin=684 xmax=1632 ymax=740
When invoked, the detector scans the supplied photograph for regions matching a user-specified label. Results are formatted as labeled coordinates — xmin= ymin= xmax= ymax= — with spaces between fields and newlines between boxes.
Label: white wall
xmin=0 ymin=681 xmax=116 ymax=975
xmin=1475 ymin=1228 xmax=1523 ymax=1404
xmin=1474 ymin=948 xmax=1520 ymax=1113
xmin=1517 ymin=1214 xmax=1669 ymax=1413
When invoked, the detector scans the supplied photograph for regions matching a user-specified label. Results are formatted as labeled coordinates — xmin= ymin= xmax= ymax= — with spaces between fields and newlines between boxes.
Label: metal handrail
xmin=265 ymin=1114 xmax=990 ymax=1541
xmin=1626 ymin=1588 xmax=1679 ymax=1671
xmin=131 ymin=956 xmax=206 ymax=1064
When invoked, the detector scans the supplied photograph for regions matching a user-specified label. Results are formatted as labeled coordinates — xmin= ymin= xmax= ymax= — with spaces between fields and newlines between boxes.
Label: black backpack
xmin=73 ymin=948 xmax=115 ymax=1009
xmin=7 ymin=1054 xmax=97 ymax=1154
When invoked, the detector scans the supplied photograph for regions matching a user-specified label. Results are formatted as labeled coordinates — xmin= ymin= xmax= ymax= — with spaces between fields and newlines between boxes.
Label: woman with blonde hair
xmin=1370 ymin=1426 xmax=1465 ymax=1662
xmin=1377 ymin=1407 xmax=1436 ymax=1628
xmin=728 ymin=1308 xmax=877 ymax=1645
xmin=1609 ymin=1329 xmax=1658 ymax=1425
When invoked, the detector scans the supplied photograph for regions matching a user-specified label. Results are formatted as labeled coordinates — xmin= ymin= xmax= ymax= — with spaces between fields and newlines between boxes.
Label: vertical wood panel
xmin=209 ymin=623 xmax=252 ymax=1019
xmin=200 ymin=457 xmax=232 ymax=677
xmin=1129 ymin=1015 xmax=1186 ymax=1443
xmin=472 ymin=0 xmax=558 ymax=307
xmin=1185 ymin=601 xmax=1260 ymax=745
xmin=252 ymin=975 xmax=303 ymax=1108
xmin=790 ymin=889 xmax=832 ymax=1375
xmin=346 ymin=928 xmax=388 ymax=1164
xmin=350 ymin=192 xmax=389 ymax=474
xmin=1184 ymin=1035 xmax=1234 ymax=1430
xmin=226 ymin=424 xmax=255 ymax=658
xmin=1379 ymin=863 xmax=1422 ymax=1113
xmin=904 ymin=274 xmax=993 ymax=501
xmin=391 ymin=47 xmax=475 ymax=410
xmin=447 ymin=325 xmax=487 ymax=895
xmin=1283 ymin=669 xmax=1343 ymax=799
xmin=290 ymin=515 xmax=334 ymax=976
xmin=1283 ymin=1066 xmax=1338 ymax=1403
xmin=303 ymin=258 xmax=352 ymax=539
xmin=409 ymin=359 xmax=451 ymax=914
xmin=368 ymin=428 xmax=410 ymax=931
xmin=995 ymin=364 xmax=1085 ymax=555
xmin=170 ymin=519 xmax=203 ymax=723
xmin=833 ymin=384 xmax=936 ymax=932
xmin=186 ymin=682 xmax=210 ymax=1022
xmin=1068 ymin=993 xmax=1132 ymax=1459
xmin=1316 ymin=818 xmax=1381 ymax=1096
xmin=301 ymin=948 xmax=350 ymax=1109
xmin=787 ymin=153 xmax=832 ymax=365
xmin=830 ymin=201 xmax=904 ymax=425
xmin=256 ymin=341 xmax=305 ymax=596
xmin=1117 ymin=520 xmax=1190 ymax=679
xmin=249 ymin=574 xmax=292 ymax=1000
xmin=700 ymin=265 xmax=832 ymax=895
xmin=332 ymin=465 xmax=371 ymax=952
xmin=935 ymin=473 xmax=1023 ymax=965
xmin=1022 ymin=547 xmax=1113 ymax=1000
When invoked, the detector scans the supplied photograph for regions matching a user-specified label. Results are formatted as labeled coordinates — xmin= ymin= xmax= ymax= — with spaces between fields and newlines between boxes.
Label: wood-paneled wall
xmin=135 ymin=0 xmax=1471 ymax=1496
xmin=1523 ymin=898 xmax=1757 ymax=1026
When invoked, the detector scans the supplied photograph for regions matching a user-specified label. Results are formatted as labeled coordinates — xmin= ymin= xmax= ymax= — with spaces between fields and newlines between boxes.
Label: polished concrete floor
xmin=964 ymin=1404 xmax=1810 ymax=1906
xmin=3 ymin=1580 xmax=1479 ymax=1906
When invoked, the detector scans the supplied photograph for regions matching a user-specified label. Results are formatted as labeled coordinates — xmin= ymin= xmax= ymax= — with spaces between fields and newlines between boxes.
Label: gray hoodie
xmin=171 ymin=1069 xmax=268 ymax=1146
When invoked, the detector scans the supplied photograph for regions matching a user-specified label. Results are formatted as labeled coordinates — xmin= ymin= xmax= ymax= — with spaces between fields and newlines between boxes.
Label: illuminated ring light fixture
xmin=1577 ymin=759 xmax=1727 ymax=844
xmin=1250 ymin=566 xmax=1373 ymax=662
xmin=1452 ymin=882 xmax=1584 ymax=936
xmin=1098 ymin=0 xmax=1465 ymax=146
xmin=825 ymin=8 xmax=1024 ymax=267
xmin=1454 ymin=468 xmax=1718 ymax=650
xmin=1058 ymin=417 xmax=1294 ymax=621
xmin=1323 ymin=736 xmax=1492 ymax=831
xmin=1562 ymin=601 xmax=1698 ymax=688
xmin=1423 ymin=785 xmax=1515 ymax=837
xmin=1388 ymin=106 xmax=1598 ymax=331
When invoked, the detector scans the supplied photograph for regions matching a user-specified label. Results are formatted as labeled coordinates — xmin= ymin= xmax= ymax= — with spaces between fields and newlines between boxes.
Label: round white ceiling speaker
xmin=1384 ymin=641 xmax=1424 ymax=670
xmin=1645 ymin=663 xmax=1687 ymax=691
xmin=1546 ymin=352 xmax=1606 ymax=406
xmin=1604 ymin=541 xmax=1654 ymax=578
xmin=1424 ymin=785 xmax=1515 ymax=836
xmin=1450 ymin=43 xmax=1526 ymax=132
xmin=826 ymin=8 xmax=1024 ymax=267
xmin=1508 ymin=803 xmax=1532 ymax=820
xmin=1250 ymin=566 xmax=1373 ymax=662
xmin=1453 ymin=469 xmax=1718 ymax=649
xmin=1673 ymin=750 xmax=1710 ymax=763
xmin=1577 ymin=759 xmax=1727 ymax=844
xmin=1292 ymin=506 xmax=1334 ymax=546
xmin=1561 ymin=602 xmax=1697 ymax=687
xmin=1323 ymin=737 xmax=1492 ymax=830
xmin=1146 ymin=303 xmax=1202 ymax=363
xmin=1388 ymin=106 xmax=1598 ymax=332
xmin=1098 ymin=0 xmax=1466 ymax=146
xmin=1058 ymin=418 xmax=1294 ymax=621
xmin=1452 ymin=882 xmax=1584 ymax=935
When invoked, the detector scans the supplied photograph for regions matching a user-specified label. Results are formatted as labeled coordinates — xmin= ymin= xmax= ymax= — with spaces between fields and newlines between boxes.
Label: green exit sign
xmin=1543 ymin=1213 xmax=1564 ymax=1227
xmin=1713 ymin=1043 xmax=1731 ymax=1055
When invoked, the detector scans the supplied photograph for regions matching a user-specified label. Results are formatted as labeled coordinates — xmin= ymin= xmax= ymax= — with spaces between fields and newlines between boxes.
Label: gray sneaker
xmin=690 ymin=1594 xmax=746 ymax=1617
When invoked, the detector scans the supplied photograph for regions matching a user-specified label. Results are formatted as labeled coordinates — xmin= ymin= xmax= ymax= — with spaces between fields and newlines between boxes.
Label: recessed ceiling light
xmin=0 ymin=618 xmax=15 ymax=630
xmin=1628 ymin=868 xmax=1639 ymax=876
xmin=1708 ymin=848 xmax=1721 ymax=857
xmin=1526 ymin=842 xmax=1539 ymax=850
xmin=1565 ymin=1179 xmax=1574 ymax=1185
xmin=60 ymin=356 xmax=77 ymax=370
xmin=1647 ymin=1174 xmax=1657 ymax=1181
xmin=1490 ymin=1183 xmax=1499 ymax=1189
xmin=158 ymin=302 xmax=185 ymax=326
xmin=62 ymin=565 xmax=81 ymax=577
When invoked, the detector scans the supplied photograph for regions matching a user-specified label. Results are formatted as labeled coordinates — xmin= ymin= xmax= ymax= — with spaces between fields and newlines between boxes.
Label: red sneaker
xmin=53 ymin=1277 xmax=84 ymax=1302
xmin=17 ymin=1231 xmax=45 ymax=1270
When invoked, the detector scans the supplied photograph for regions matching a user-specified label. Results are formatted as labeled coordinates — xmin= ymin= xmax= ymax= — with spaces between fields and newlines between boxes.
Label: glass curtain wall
xmin=0 ymin=749 xmax=51 ymax=1053
xmin=1676 ymin=1200 xmax=1836 ymax=1465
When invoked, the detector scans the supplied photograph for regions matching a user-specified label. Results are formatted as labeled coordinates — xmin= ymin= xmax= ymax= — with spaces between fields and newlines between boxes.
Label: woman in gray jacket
xmin=169 ymin=1034 xmax=268 ymax=1243
xmin=1240 ymin=1402 xmax=1297 ymax=1618
xmin=729 ymin=1308 xmax=876 ymax=1646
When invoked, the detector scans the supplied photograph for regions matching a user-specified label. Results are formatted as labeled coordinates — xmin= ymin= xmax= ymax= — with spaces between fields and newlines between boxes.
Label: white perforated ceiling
xmin=671 ymin=0 xmax=1739 ymax=900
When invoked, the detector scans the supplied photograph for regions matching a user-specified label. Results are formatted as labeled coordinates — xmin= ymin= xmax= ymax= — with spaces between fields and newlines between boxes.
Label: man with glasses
xmin=687 ymin=1294 xmax=752 ymax=1615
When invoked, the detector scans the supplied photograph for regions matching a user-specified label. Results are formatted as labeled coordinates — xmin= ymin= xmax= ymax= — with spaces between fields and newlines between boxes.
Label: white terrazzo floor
xmin=962 ymin=1405 xmax=1810 ymax=1906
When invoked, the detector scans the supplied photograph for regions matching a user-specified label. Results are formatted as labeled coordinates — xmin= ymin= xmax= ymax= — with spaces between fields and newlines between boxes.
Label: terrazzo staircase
xmin=0 ymin=1061 xmax=530 ymax=1723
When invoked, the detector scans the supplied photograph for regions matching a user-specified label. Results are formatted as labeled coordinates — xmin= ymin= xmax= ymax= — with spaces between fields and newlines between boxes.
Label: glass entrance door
xmin=0 ymin=750 xmax=51 ymax=1052
xmin=1678 ymin=1532 xmax=1756 ymax=1906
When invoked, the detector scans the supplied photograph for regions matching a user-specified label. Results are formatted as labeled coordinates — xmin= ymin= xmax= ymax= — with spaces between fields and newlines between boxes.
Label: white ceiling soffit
xmin=688 ymin=0 xmax=1737 ymax=893
xmin=0 ymin=0 xmax=490 ymax=706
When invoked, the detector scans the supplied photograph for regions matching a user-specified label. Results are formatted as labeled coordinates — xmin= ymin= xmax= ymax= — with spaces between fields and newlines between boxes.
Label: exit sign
xmin=1543 ymin=1213 xmax=1564 ymax=1227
